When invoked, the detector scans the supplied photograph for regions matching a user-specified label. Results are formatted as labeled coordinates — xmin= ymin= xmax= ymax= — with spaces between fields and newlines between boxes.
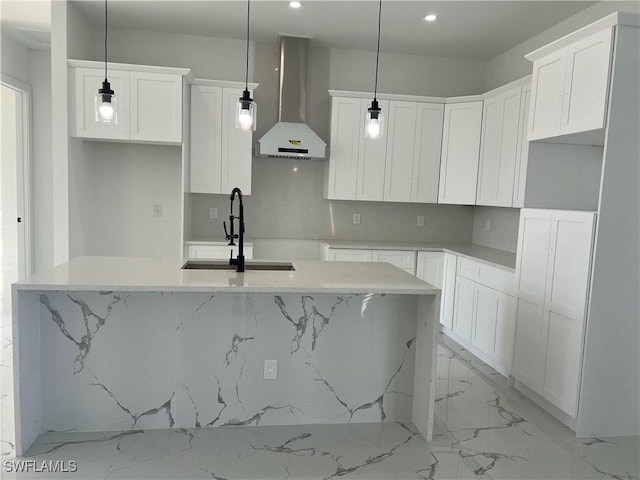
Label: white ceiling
xmin=1 ymin=0 xmax=603 ymax=59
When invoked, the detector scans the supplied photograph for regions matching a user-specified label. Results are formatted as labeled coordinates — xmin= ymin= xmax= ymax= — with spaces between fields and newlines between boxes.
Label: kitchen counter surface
xmin=320 ymin=240 xmax=516 ymax=271
xmin=13 ymin=256 xmax=437 ymax=295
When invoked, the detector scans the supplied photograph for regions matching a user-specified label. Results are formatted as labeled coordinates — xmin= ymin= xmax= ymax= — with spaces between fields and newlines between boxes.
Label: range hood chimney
xmin=257 ymin=36 xmax=326 ymax=159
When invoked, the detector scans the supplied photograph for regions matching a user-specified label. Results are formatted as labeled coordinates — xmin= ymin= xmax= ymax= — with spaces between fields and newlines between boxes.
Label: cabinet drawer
xmin=478 ymin=264 xmax=515 ymax=295
xmin=457 ymin=257 xmax=481 ymax=282
xmin=329 ymin=249 xmax=373 ymax=262
xmin=372 ymin=250 xmax=417 ymax=274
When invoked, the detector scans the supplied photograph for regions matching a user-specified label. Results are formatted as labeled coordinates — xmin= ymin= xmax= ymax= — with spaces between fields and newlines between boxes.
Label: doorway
xmin=0 ymin=78 xmax=32 ymax=457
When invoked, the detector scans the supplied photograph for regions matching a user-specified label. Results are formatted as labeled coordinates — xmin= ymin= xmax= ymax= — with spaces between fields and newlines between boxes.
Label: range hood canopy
xmin=258 ymin=36 xmax=326 ymax=159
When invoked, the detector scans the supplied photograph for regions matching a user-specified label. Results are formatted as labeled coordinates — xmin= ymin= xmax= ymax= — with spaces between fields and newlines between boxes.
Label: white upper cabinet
xmin=438 ymin=101 xmax=483 ymax=205
xmin=512 ymin=83 xmax=532 ymax=208
xmin=357 ymin=99 xmax=390 ymax=201
xmin=326 ymin=97 xmax=362 ymax=200
xmin=189 ymin=84 xmax=253 ymax=195
xmin=477 ymin=86 xmax=522 ymax=207
xmin=528 ymin=27 xmax=613 ymax=141
xmin=411 ymin=103 xmax=444 ymax=203
xmin=384 ymin=101 xmax=417 ymax=202
xmin=221 ymin=87 xmax=253 ymax=194
xmin=71 ymin=63 xmax=185 ymax=144
xmin=74 ymin=68 xmax=130 ymax=141
xmin=129 ymin=72 xmax=183 ymax=143
xmin=326 ymin=94 xmax=442 ymax=203
xmin=561 ymin=28 xmax=614 ymax=136
xmin=190 ymin=85 xmax=223 ymax=194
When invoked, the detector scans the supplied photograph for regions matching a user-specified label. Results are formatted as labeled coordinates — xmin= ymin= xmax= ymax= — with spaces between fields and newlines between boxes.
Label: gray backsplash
xmin=190 ymin=157 xmax=475 ymax=244
xmin=471 ymin=206 xmax=521 ymax=253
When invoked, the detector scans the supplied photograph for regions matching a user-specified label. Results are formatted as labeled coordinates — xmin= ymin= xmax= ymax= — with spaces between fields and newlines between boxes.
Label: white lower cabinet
xmin=448 ymin=257 xmax=516 ymax=375
xmin=186 ymin=243 xmax=254 ymax=260
xmin=512 ymin=208 xmax=596 ymax=417
xmin=453 ymin=276 xmax=475 ymax=343
xmin=416 ymin=252 xmax=457 ymax=329
xmin=324 ymin=248 xmax=416 ymax=275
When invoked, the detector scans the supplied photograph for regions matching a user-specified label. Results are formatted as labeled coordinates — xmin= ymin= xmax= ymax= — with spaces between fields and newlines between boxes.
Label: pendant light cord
xmin=373 ymin=0 xmax=382 ymax=101
xmin=245 ymin=0 xmax=250 ymax=90
xmin=104 ymin=0 xmax=108 ymax=81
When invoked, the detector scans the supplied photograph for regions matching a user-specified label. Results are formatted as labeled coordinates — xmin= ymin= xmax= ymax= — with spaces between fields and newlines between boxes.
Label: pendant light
xmin=365 ymin=0 xmax=383 ymax=140
xmin=236 ymin=0 xmax=256 ymax=131
xmin=95 ymin=0 xmax=117 ymax=124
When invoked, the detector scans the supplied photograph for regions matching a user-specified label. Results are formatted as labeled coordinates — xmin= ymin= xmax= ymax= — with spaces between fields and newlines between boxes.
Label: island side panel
xmin=12 ymin=289 xmax=42 ymax=456
xmin=411 ymin=293 xmax=440 ymax=441
xmin=35 ymin=292 xmax=419 ymax=434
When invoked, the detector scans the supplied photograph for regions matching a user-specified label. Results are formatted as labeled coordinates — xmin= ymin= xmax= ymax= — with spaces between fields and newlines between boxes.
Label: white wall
xmin=330 ymin=48 xmax=487 ymax=97
xmin=485 ymin=0 xmax=640 ymax=89
xmin=1 ymin=33 xmax=31 ymax=84
xmin=29 ymin=50 xmax=53 ymax=274
xmin=69 ymin=142 xmax=182 ymax=259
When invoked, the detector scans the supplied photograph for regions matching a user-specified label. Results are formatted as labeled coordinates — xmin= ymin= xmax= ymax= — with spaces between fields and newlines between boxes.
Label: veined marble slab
xmin=11 ymin=258 xmax=439 ymax=456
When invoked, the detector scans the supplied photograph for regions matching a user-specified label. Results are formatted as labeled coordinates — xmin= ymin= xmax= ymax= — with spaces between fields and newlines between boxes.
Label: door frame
xmin=1 ymin=74 xmax=33 ymax=279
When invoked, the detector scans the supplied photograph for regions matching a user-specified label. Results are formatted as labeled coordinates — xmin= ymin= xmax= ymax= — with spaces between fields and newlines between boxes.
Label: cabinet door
xmin=473 ymin=284 xmax=516 ymax=367
xmin=545 ymin=211 xmax=596 ymax=315
xmin=441 ymin=253 xmax=457 ymax=330
xmin=327 ymin=97 xmax=360 ymax=200
xmin=472 ymin=283 xmax=498 ymax=353
xmin=329 ymin=249 xmax=372 ymax=262
xmin=561 ymin=28 xmax=613 ymax=136
xmin=129 ymin=72 xmax=182 ymax=143
xmin=384 ymin=101 xmax=417 ymax=202
xmin=528 ymin=49 xmax=567 ymax=141
xmin=512 ymin=83 xmax=531 ymax=208
xmin=515 ymin=209 xmax=553 ymax=298
xmin=73 ymin=67 xmax=129 ymax=140
xmin=438 ymin=102 xmax=483 ymax=205
xmin=453 ymin=276 xmax=475 ymax=342
xmin=512 ymin=295 xmax=545 ymax=389
xmin=416 ymin=252 xmax=444 ymax=288
xmin=221 ymin=88 xmax=253 ymax=194
xmin=371 ymin=250 xmax=416 ymax=275
xmin=356 ymin=99 xmax=389 ymax=201
xmin=477 ymin=87 xmax=521 ymax=207
xmin=190 ymin=85 xmax=222 ymax=194
xmin=411 ymin=103 xmax=444 ymax=203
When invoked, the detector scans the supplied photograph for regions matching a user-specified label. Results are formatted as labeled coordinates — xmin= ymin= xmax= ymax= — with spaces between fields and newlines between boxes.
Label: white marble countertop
xmin=320 ymin=240 xmax=516 ymax=271
xmin=13 ymin=256 xmax=438 ymax=295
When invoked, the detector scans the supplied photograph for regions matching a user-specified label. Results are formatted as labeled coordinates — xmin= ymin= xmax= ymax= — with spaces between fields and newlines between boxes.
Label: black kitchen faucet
xmin=223 ymin=187 xmax=245 ymax=272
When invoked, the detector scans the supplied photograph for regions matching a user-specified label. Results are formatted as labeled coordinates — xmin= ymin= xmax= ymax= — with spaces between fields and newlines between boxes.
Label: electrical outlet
xmin=417 ymin=215 xmax=425 ymax=227
xmin=352 ymin=213 xmax=361 ymax=225
xmin=484 ymin=219 xmax=491 ymax=231
xmin=263 ymin=359 xmax=277 ymax=380
xmin=153 ymin=204 xmax=163 ymax=218
xmin=209 ymin=208 xmax=218 ymax=219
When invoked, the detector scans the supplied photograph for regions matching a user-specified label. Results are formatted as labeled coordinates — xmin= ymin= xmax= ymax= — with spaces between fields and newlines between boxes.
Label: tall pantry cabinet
xmin=517 ymin=12 xmax=639 ymax=437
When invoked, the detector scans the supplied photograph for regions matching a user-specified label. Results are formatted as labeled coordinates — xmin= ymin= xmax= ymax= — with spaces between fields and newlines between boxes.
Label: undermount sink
xmin=182 ymin=260 xmax=296 ymax=271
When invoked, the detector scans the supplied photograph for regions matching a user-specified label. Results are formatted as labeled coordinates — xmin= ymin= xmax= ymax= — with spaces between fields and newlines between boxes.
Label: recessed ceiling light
xmin=424 ymin=13 xmax=437 ymax=22
xmin=289 ymin=1 xmax=302 ymax=8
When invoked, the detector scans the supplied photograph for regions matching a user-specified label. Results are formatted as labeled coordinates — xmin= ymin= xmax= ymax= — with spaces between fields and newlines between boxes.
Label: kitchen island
xmin=11 ymin=256 xmax=440 ymax=456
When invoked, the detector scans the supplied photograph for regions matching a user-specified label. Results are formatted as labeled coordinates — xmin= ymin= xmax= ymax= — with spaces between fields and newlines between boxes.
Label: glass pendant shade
xmin=365 ymin=100 xmax=383 ymax=140
xmin=95 ymin=80 xmax=118 ymax=125
xmin=236 ymin=90 xmax=256 ymax=131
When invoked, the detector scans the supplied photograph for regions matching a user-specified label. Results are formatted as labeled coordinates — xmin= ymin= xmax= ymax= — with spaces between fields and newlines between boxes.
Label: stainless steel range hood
xmin=257 ymin=36 xmax=326 ymax=159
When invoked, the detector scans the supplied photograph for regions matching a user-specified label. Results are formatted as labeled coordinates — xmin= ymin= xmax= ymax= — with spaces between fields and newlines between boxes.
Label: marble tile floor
xmin=1 ymin=338 xmax=638 ymax=480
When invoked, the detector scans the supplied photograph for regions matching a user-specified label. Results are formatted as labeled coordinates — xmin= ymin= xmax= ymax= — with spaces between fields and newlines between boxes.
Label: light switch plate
xmin=353 ymin=213 xmax=361 ymax=225
xmin=417 ymin=215 xmax=425 ymax=227
xmin=209 ymin=208 xmax=218 ymax=219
